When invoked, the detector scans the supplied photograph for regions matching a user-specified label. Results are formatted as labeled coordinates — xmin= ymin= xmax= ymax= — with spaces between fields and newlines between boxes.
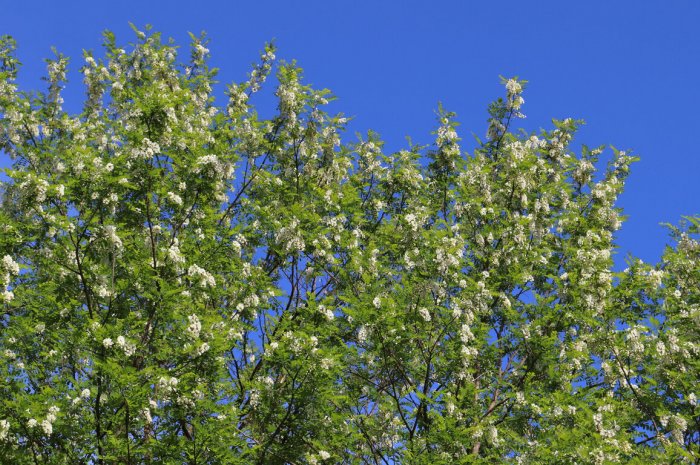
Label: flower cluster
xmin=0 ymin=255 xmax=19 ymax=302
xmin=188 ymin=264 xmax=216 ymax=288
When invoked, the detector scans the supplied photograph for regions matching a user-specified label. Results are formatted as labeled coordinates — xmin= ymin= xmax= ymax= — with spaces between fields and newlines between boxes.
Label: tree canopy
xmin=0 ymin=26 xmax=698 ymax=464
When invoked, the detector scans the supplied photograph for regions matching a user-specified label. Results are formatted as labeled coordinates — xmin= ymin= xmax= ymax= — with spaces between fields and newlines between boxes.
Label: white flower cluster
xmin=357 ymin=325 xmax=369 ymax=344
xmin=194 ymin=342 xmax=210 ymax=357
xmin=660 ymin=414 xmax=688 ymax=444
xmin=188 ymin=264 xmax=216 ymax=288
xmin=193 ymin=154 xmax=233 ymax=180
xmin=103 ymin=336 xmax=136 ymax=356
xmin=92 ymin=156 xmax=114 ymax=174
xmin=158 ymin=376 xmax=179 ymax=401
xmin=0 ymin=419 xmax=9 ymax=441
xmin=358 ymin=141 xmax=383 ymax=174
xmin=261 ymin=375 xmax=274 ymax=388
xmin=317 ymin=304 xmax=334 ymax=321
xmin=624 ymin=325 xmax=647 ymax=355
xmin=505 ymin=79 xmax=522 ymax=95
xmin=140 ymin=405 xmax=153 ymax=424
xmin=227 ymin=83 xmax=249 ymax=113
xmin=656 ymin=340 xmax=666 ymax=357
xmin=403 ymin=248 xmax=420 ymax=270
xmin=311 ymin=236 xmax=333 ymax=261
xmin=418 ymin=307 xmax=431 ymax=322
xmin=55 ymin=183 xmax=65 ymax=198
xmin=130 ymin=137 xmax=161 ymax=160
xmin=244 ymin=293 xmax=260 ymax=310
xmin=592 ymin=405 xmax=619 ymax=439
xmin=404 ymin=213 xmax=421 ymax=232
xmin=248 ymin=389 xmax=260 ymax=408
xmin=487 ymin=425 xmax=501 ymax=446
xmin=308 ymin=450 xmax=331 ymax=464
xmin=265 ymin=341 xmax=279 ymax=354
xmin=435 ymin=237 xmax=464 ymax=275
xmin=187 ymin=314 xmax=201 ymax=339
xmin=193 ymin=42 xmax=209 ymax=61
xmin=505 ymin=78 xmax=525 ymax=113
xmin=47 ymin=56 xmax=67 ymax=83
xmin=95 ymin=284 xmax=112 ymax=299
xmin=165 ymin=240 xmax=186 ymax=266
xmin=27 ymin=406 xmax=59 ymax=436
xmin=275 ymin=81 xmax=303 ymax=123
xmin=436 ymin=121 xmax=459 ymax=146
xmin=459 ymin=323 xmax=478 ymax=360
xmin=275 ymin=217 xmax=305 ymax=254
xmin=103 ymin=225 xmax=123 ymax=251
xmin=115 ymin=335 xmax=135 ymax=356
xmin=647 ymin=268 xmax=665 ymax=288
xmin=573 ymin=158 xmax=595 ymax=186
xmin=436 ymin=117 xmax=461 ymax=160
xmin=1 ymin=255 xmax=20 ymax=302
xmin=231 ymin=234 xmax=246 ymax=256
xmin=166 ymin=191 xmax=183 ymax=206
xmin=246 ymin=48 xmax=274 ymax=94
xmin=2 ymin=255 xmax=20 ymax=276
xmin=100 ymin=192 xmax=120 ymax=213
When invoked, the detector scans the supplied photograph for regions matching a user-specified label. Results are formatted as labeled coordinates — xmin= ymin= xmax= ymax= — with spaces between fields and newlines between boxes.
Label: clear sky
xmin=2 ymin=0 xmax=699 ymax=266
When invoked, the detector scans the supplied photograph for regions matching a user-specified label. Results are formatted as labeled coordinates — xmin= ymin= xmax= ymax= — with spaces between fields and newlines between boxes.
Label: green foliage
xmin=0 ymin=28 xmax=698 ymax=464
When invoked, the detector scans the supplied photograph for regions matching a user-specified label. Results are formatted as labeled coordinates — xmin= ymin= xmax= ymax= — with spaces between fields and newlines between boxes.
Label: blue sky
xmin=2 ymin=0 xmax=699 ymax=265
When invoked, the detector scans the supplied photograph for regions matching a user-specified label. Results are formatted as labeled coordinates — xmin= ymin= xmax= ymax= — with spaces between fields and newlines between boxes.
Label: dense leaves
xmin=0 ymin=27 xmax=698 ymax=464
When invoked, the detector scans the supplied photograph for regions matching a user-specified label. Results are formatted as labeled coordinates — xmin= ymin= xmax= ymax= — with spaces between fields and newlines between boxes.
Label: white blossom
xmin=1 ymin=255 xmax=19 ymax=276
xmin=0 ymin=420 xmax=9 ymax=441
xmin=41 ymin=419 xmax=53 ymax=435
xmin=195 ymin=342 xmax=210 ymax=356
xmin=187 ymin=314 xmax=202 ymax=339
xmin=418 ymin=307 xmax=431 ymax=322
xmin=167 ymin=191 xmax=183 ymax=206
xmin=188 ymin=264 xmax=216 ymax=288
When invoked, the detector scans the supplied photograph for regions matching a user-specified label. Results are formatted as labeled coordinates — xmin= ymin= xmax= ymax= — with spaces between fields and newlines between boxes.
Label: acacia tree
xmin=0 ymin=26 xmax=698 ymax=464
